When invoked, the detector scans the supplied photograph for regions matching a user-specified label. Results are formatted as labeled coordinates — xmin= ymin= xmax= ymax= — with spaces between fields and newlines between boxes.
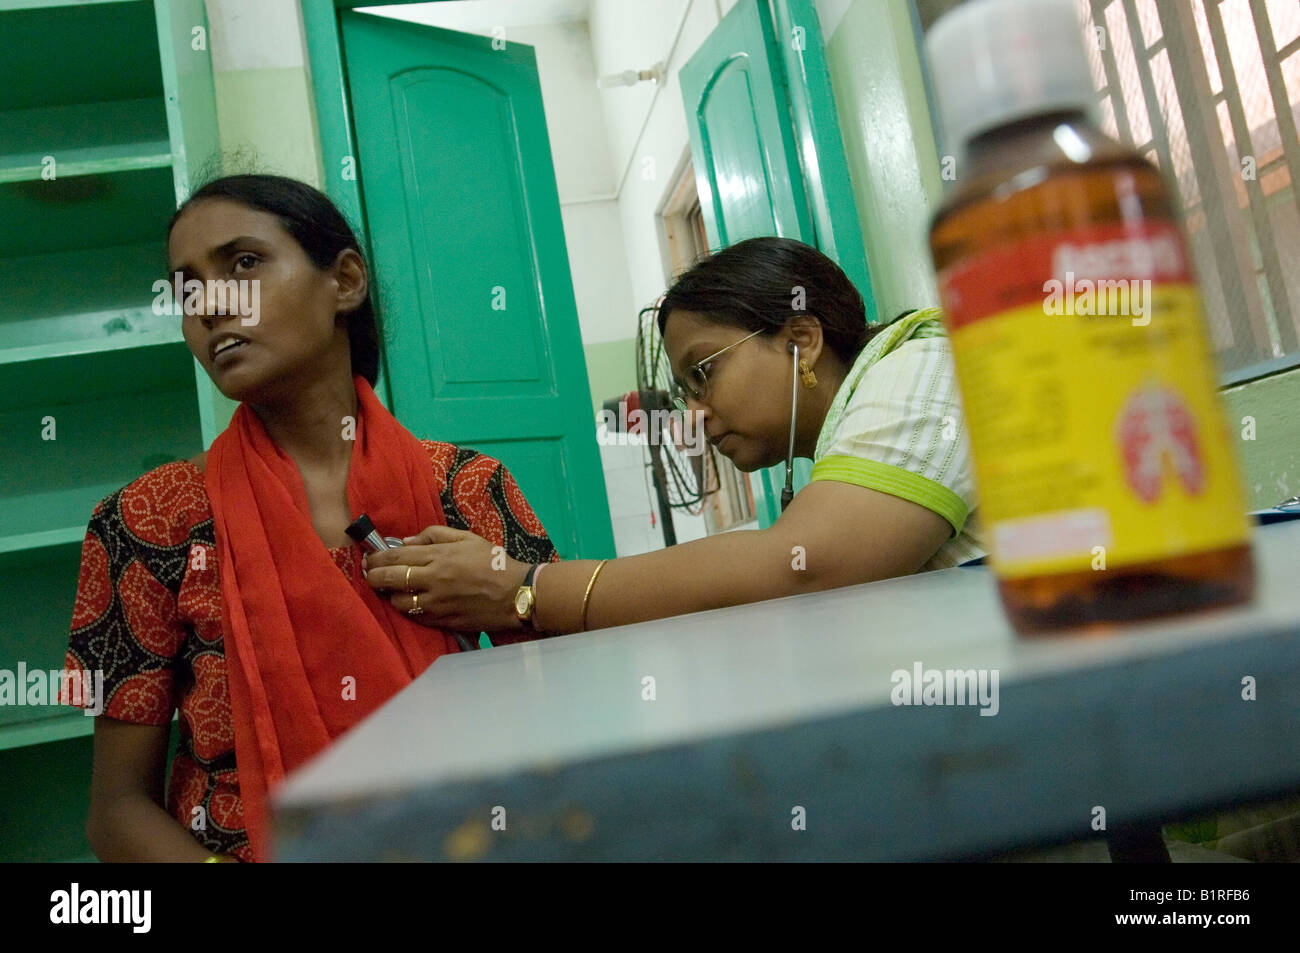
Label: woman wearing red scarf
xmin=63 ymin=175 xmax=558 ymax=862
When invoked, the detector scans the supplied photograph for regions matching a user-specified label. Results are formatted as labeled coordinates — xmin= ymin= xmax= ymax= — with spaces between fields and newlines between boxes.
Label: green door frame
xmin=301 ymin=1 xmax=385 ymax=231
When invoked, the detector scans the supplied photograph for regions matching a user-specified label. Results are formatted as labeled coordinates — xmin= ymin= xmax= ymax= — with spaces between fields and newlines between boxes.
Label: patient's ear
xmin=332 ymin=248 xmax=368 ymax=316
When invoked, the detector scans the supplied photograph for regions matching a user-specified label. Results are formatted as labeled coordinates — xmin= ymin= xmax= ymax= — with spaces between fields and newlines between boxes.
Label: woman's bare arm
xmin=86 ymin=717 xmax=217 ymax=862
xmin=369 ymin=479 xmax=954 ymax=634
xmin=538 ymin=480 xmax=953 ymax=631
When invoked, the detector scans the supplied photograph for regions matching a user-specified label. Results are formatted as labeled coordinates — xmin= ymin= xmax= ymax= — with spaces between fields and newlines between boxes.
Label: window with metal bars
xmin=918 ymin=0 xmax=1300 ymax=382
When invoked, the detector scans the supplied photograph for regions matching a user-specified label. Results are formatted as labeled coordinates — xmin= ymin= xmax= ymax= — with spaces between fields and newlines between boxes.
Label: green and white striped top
xmin=811 ymin=307 xmax=987 ymax=571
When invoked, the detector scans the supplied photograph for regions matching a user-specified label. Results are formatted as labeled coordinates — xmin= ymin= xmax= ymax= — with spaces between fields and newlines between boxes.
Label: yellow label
xmin=949 ymin=284 xmax=1250 ymax=578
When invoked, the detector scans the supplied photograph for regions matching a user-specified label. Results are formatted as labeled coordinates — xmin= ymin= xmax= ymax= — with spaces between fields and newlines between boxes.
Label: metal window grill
xmin=1080 ymin=0 xmax=1300 ymax=378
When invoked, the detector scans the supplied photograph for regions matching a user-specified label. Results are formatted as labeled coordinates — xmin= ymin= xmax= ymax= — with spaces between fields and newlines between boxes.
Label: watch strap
xmin=516 ymin=564 xmax=541 ymax=629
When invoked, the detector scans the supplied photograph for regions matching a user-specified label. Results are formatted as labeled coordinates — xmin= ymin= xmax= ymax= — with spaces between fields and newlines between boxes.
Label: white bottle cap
xmin=926 ymin=0 xmax=1098 ymax=154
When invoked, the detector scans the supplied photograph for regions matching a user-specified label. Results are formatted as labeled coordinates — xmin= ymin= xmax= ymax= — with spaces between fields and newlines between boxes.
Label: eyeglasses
xmin=671 ymin=328 xmax=764 ymax=412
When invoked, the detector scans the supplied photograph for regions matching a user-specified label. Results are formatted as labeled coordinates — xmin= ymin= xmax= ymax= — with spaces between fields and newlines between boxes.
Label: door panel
xmin=388 ymin=68 xmax=544 ymax=389
xmin=341 ymin=11 xmax=614 ymax=559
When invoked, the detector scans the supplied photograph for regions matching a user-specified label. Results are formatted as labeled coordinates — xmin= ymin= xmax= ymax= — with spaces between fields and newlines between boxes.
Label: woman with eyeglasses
xmin=364 ymin=237 xmax=986 ymax=634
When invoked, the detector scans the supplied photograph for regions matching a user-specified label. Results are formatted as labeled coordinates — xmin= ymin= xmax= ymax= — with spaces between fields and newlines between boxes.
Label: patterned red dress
xmin=64 ymin=441 xmax=558 ymax=861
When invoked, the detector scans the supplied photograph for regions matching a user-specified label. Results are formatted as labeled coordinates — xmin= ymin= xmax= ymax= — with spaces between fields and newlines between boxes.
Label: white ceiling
xmin=357 ymin=0 xmax=594 ymax=31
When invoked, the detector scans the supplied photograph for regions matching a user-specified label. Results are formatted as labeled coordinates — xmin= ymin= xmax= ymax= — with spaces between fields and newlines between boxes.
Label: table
xmin=273 ymin=520 xmax=1300 ymax=861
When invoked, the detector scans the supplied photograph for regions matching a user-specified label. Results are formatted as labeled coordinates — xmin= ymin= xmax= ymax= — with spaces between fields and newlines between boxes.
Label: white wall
xmin=207 ymin=0 xmax=304 ymax=71
xmin=590 ymin=0 xmax=710 ymax=313
xmin=599 ymin=436 xmax=683 ymax=555
xmin=815 ymin=0 xmax=852 ymax=38
xmin=588 ymin=0 xmax=690 ymax=212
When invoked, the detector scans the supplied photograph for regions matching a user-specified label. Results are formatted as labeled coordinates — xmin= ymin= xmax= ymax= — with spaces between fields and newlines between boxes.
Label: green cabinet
xmin=0 ymin=0 xmax=218 ymax=861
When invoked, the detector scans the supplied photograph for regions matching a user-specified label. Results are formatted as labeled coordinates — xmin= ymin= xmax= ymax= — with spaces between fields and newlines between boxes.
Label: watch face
xmin=515 ymin=588 xmax=533 ymax=616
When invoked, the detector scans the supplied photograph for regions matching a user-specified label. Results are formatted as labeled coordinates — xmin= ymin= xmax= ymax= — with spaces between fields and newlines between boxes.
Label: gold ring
xmin=404 ymin=565 xmax=414 ymax=592
xmin=408 ymin=592 xmax=424 ymax=616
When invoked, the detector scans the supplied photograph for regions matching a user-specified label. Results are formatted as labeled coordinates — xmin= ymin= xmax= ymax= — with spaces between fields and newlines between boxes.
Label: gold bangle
xmin=580 ymin=559 xmax=609 ymax=632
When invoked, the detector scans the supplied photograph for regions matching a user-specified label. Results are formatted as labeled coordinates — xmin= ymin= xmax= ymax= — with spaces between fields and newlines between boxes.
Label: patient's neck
xmin=251 ymin=370 xmax=359 ymax=477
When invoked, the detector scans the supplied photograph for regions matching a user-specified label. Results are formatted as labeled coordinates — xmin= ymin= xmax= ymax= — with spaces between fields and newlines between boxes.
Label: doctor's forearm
xmin=531 ymin=526 xmax=818 ymax=633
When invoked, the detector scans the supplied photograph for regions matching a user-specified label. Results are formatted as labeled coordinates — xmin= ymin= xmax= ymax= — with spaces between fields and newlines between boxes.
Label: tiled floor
xmin=598 ymin=433 xmax=709 ymax=556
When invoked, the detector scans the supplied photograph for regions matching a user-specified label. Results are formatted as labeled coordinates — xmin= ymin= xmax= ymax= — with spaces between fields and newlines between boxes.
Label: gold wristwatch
xmin=514 ymin=564 xmax=540 ymax=629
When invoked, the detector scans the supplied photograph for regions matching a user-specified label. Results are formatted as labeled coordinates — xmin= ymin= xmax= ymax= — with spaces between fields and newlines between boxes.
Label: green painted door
xmin=340 ymin=11 xmax=614 ymax=560
xmin=679 ymin=0 xmax=875 ymax=528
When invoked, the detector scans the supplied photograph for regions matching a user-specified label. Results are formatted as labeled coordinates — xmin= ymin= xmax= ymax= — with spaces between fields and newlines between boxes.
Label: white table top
xmin=273 ymin=519 xmax=1300 ymax=861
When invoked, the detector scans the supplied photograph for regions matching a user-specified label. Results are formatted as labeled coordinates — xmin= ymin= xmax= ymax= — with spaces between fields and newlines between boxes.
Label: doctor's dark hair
xmin=167 ymin=174 xmax=384 ymax=386
xmin=656 ymin=237 xmax=872 ymax=364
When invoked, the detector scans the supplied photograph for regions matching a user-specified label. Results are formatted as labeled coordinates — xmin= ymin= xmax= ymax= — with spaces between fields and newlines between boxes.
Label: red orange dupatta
xmin=205 ymin=374 xmax=459 ymax=861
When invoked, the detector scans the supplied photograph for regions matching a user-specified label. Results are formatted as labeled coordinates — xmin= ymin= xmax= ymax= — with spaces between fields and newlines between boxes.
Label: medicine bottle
xmin=926 ymin=0 xmax=1254 ymax=633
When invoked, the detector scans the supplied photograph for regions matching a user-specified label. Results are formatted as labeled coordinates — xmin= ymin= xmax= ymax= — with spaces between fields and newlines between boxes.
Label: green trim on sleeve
xmin=810 ymin=455 xmax=969 ymax=534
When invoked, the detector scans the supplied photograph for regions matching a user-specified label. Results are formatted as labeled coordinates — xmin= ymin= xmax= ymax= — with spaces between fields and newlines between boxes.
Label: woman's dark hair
xmin=168 ymin=174 xmax=384 ymax=386
xmin=656 ymin=237 xmax=873 ymax=364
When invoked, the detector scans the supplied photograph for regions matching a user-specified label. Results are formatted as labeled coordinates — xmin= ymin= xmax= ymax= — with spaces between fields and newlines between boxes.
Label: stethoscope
xmin=346 ymin=513 xmax=480 ymax=651
xmin=781 ymin=341 xmax=800 ymax=513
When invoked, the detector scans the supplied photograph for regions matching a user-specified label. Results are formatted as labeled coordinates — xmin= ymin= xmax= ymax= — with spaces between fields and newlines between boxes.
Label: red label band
xmin=938 ymin=221 xmax=1194 ymax=330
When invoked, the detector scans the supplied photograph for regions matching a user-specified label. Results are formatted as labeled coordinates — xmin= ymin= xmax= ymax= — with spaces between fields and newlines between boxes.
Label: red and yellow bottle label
xmin=938 ymin=221 xmax=1251 ymax=579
